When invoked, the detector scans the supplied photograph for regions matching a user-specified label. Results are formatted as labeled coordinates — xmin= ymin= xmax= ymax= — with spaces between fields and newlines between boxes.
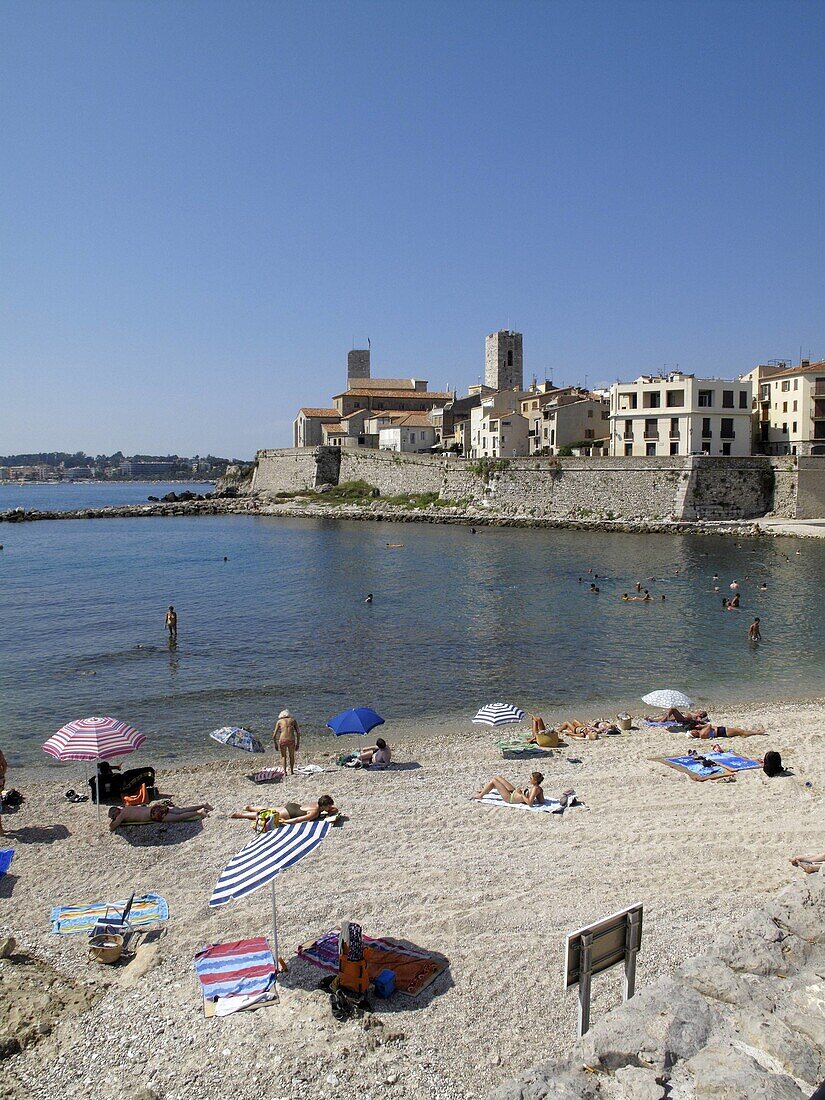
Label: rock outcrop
xmin=491 ymin=874 xmax=824 ymax=1099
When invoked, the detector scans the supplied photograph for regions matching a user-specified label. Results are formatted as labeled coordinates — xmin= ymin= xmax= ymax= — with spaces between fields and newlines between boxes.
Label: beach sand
xmin=1 ymin=698 xmax=822 ymax=1100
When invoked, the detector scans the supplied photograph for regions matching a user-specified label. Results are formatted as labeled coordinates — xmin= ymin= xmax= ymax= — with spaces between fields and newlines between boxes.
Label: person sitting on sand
xmin=689 ymin=722 xmax=766 ymax=740
xmin=472 ymin=772 xmax=545 ymax=806
xmin=231 ymin=795 xmax=338 ymax=830
xmin=108 ymin=801 xmax=212 ymax=831
xmin=790 ymin=853 xmax=824 ymax=875
xmin=360 ymin=737 xmax=391 ymax=767
xmin=646 ymin=707 xmax=708 ymax=727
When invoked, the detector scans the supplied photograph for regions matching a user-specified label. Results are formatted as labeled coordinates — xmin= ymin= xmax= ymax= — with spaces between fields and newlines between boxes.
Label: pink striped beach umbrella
xmin=43 ymin=717 xmax=147 ymax=821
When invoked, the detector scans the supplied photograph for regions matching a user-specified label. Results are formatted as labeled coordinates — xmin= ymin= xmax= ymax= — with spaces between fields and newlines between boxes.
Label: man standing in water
xmin=748 ymin=617 xmax=761 ymax=642
xmin=165 ymin=605 xmax=177 ymax=641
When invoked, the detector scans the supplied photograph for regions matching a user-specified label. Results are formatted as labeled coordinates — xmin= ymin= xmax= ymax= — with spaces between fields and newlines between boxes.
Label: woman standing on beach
xmin=273 ymin=709 xmax=300 ymax=776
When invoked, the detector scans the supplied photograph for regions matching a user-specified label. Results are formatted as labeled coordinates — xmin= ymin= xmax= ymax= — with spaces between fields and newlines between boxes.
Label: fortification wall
xmin=796 ymin=456 xmax=825 ymax=519
xmin=253 ymin=448 xmax=807 ymax=521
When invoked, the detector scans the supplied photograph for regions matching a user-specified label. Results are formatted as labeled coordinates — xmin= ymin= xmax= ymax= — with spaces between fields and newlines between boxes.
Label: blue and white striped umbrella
xmin=472 ymin=702 xmax=525 ymax=726
xmin=209 ymin=727 xmax=265 ymax=754
xmin=209 ymin=820 xmax=332 ymax=969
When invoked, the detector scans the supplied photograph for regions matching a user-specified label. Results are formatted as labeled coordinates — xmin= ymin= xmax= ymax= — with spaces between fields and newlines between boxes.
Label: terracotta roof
xmin=340 ymin=410 xmax=367 ymax=421
xmin=345 ymin=378 xmax=424 ymax=391
xmin=334 ymin=389 xmax=452 ymax=401
xmin=322 ymin=425 xmax=348 ymax=435
xmin=766 ymin=360 xmax=825 ymax=378
xmin=298 ymin=407 xmax=340 ymax=419
xmin=389 ymin=412 xmax=435 ymax=428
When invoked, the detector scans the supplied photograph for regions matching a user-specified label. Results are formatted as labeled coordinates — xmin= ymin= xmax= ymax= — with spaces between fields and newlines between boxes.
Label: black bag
xmin=88 ymin=762 xmax=123 ymax=803
xmin=763 ymin=751 xmax=784 ymax=777
xmin=120 ymin=767 xmax=156 ymax=795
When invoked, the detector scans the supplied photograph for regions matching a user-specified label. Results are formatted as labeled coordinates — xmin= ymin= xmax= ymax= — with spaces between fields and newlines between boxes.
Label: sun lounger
xmin=655 ymin=756 xmax=731 ymax=781
xmin=194 ymin=937 xmax=277 ymax=1015
xmin=298 ymin=930 xmax=448 ymax=997
xmin=474 ymin=790 xmax=576 ymax=814
xmin=50 ymin=892 xmax=168 ymax=935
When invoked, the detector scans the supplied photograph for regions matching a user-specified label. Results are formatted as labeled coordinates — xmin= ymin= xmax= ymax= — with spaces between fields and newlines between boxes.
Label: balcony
xmin=815 ymin=381 xmax=825 ymax=397
xmin=643 ymin=430 xmax=659 ymax=441
xmin=669 ymin=430 xmax=680 ymax=439
xmin=624 ymin=432 xmax=634 ymax=441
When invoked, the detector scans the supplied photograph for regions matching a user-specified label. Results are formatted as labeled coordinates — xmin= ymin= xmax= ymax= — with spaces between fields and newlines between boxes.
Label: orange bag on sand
xmin=122 ymin=783 xmax=148 ymax=807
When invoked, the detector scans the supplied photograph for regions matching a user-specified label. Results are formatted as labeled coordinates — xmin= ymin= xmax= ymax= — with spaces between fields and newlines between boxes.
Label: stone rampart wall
xmin=253 ymin=448 xmax=806 ymax=520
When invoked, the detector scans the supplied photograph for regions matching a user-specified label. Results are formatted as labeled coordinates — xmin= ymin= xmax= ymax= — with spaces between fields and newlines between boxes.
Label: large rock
xmin=685 ymin=1042 xmax=807 ymax=1099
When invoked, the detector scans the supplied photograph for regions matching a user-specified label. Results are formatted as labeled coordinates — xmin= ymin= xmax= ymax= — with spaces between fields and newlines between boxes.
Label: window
xmin=646 ymin=442 xmax=656 ymax=456
xmin=701 ymin=441 xmax=711 ymax=453
xmin=793 ymin=401 xmax=797 ymax=412
xmin=702 ymin=418 xmax=712 ymax=437
xmin=410 ymin=432 xmax=416 ymax=443
xmin=722 ymin=390 xmax=734 ymax=408
xmin=739 ymin=392 xmax=749 ymax=409
xmin=781 ymin=380 xmax=790 ymax=392
xmin=644 ymin=418 xmax=658 ymax=439
xmin=670 ymin=417 xmax=679 ymax=435
xmin=794 ymin=379 xmax=799 ymax=390
xmin=792 ymin=422 xmax=797 ymax=433
xmin=670 ymin=441 xmax=679 ymax=455
xmin=601 ymin=410 xmax=609 ymax=419
xmin=666 ymin=390 xmax=684 ymax=407
xmin=621 ymin=392 xmax=638 ymax=409
xmin=585 ymin=429 xmax=594 ymax=439
xmin=698 ymin=390 xmax=713 ymax=408
xmin=720 ymin=418 xmax=734 ymax=439
xmin=624 ymin=419 xmax=633 ymax=438
xmin=550 ymin=430 xmax=555 ymax=445
xmin=507 ymin=350 xmax=513 ymax=367
xmin=587 ymin=409 xmax=593 ymax=418
xmin=782 ymin=402 xmax=787 ymax=413
xmin=722 ymin=441 xmax=732 ymax=456
xmin=624 ymin=442 xmax=633 ymax=456
xmin=643 ymin=392 xmax=661 ymax=409
xmin=782 ymin=424 xmax=787 ymax=433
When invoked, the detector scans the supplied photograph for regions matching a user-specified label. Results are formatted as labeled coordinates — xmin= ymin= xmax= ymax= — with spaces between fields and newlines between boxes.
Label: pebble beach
xmin=1 ymin=698 xmax=822 ymax=1100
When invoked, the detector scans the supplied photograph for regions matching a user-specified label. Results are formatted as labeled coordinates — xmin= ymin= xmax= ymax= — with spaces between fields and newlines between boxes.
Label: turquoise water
xmin=1 ymin=513 xmax=823 ymax=769
xmin=0 ymin=481 xmax=213 ymax=513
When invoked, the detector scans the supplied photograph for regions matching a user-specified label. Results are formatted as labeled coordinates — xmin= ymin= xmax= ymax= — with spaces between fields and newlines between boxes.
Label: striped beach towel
xmin=50 ymin=892 xmax=168 ymax=935
xmin=194 ymin=937 xmax=276 ymax=1001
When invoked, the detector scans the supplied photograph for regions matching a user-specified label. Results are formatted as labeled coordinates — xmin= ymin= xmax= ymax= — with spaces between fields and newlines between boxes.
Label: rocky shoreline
xmin=0 ymin=494 xmax=815 ymax=538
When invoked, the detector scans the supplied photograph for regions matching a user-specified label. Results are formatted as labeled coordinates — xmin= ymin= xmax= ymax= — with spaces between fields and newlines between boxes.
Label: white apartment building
xmin=378 ymin=412 xmax=437 ymax=453
xmin=469 ymin=390 xmax=530 ymax=458
xmin=741 ymin=360 xmax=825 ymax=456
xmin=609 ymin=373 xmax=752 ymax=457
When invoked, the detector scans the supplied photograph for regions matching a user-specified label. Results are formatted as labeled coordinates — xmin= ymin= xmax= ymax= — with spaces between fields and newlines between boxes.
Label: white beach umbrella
xmin=641 ymin=690 xmax=693 ymax=709
xmin=472 ymin=702 xmax=525 ymax=727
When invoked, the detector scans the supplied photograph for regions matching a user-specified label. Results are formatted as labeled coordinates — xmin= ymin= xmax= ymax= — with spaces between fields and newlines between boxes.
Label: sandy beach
xmin=1 ymin=698 xmax=822 ymax=1100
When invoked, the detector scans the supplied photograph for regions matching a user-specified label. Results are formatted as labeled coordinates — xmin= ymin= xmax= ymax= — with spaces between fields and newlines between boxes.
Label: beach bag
xmin=122 ymin=784 xmax=148 ymax=807
xmin=120 ymin=767 xmax=156 ymax=795
xmin=89 ymin=763 xmax=122 ymax=803
xmin=254 ymin=809 xmax=281 ymax=833
xmin=763 ymin=751 xmax=784 ymax=777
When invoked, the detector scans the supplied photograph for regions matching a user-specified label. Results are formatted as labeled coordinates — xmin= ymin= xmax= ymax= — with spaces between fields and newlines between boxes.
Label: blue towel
xmin=50 ymin=892 xmax=168 ymax=934
xmin=0 ymin=849 xmax=13 ymax=876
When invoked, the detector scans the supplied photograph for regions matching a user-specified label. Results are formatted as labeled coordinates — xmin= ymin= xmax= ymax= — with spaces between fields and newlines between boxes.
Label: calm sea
xmin=1 ymin=502 xmax=823 ymax=771
xmin=0 ymin=481 xmax=213 ymax=513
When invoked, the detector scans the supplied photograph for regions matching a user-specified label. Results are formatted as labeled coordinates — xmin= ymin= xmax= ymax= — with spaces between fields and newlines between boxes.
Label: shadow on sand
xmin=115 ymin=819 xmax=205 ymax=846
xmin=6 ymin=824 xmax=71 ymax=844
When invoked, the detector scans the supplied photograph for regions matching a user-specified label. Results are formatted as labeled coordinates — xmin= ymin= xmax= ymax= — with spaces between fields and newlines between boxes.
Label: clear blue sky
xmin=2 ymin=1 xmax=824 ymax=457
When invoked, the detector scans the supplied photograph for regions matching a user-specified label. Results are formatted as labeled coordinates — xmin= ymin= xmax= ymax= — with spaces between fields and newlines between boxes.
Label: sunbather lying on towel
xmin=108 ymin=802 xmax=213 ymax=831
xmin=231 ymin=795 xmax=338 ymax=831
xmin=645 ymin=708 xmax=708 ymax=727
xmin=554 ymin=718 xmax=618 ymax=740
xmin=689 ymin=723 xmax=766 ymax=740
xmin=790 ymin=852 xmax=825 ymax=874
xmin=472 ymin=772 xmax=545 ymax=805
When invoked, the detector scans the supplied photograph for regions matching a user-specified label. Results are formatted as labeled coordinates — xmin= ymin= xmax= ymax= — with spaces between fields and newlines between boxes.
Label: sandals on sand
xmin=64 ymin=789 xmax=89 ymax=803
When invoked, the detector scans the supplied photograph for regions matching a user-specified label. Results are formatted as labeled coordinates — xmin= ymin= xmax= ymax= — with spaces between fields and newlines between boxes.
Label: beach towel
xmin=194 ymin=937 xmax=276 ymax=1003
xmin=495 ymin=740 xmax=551 ymax=759
xmin=655 ymin=756 xmax=731 ymax=782
xmin=475 ymin=790 xmax=573 ymax=814
xmin=298 ymin=930 xmax=448 ymax=997
xmin=706 ymin=751 xmax=760 ymax=772
xmin=50 ymin=892 xmax=168 ymax=935
xmin=0 ymin=849 xmax=13 ymax=876
xmin=644 ymin=721 xmax=687 ymax=730
xmin=249 ymin=767 xmax=283 ymax=784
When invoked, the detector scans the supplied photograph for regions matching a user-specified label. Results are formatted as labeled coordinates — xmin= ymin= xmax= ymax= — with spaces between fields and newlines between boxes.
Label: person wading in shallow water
xmin=165 ymin=605 xmax=177 ymax=640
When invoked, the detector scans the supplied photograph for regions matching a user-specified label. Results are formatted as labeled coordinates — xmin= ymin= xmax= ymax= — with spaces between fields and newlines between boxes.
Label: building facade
xmin=378 ymin=413 xmax=437 ymax=453
xmin=293 ymin=408 xmax=342 ymax=447
xmin=609 ymin=373 xmax=752 ymax=457
xmin=523 ymin=391 xmax=610 ymax=455
xmin=469 ymin=390 xmax=530 ymax=458
xmin=485 ymin=330 xmax=523 ymax=392
xmin=742 ymin=360 xmax=825 ymax=456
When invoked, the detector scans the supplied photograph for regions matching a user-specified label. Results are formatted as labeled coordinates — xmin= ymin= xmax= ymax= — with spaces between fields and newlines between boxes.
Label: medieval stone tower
xmin=485 ymin=330 xmax=523 ymax=391
xmin=347 ymin=348 xmax=371 ymax=384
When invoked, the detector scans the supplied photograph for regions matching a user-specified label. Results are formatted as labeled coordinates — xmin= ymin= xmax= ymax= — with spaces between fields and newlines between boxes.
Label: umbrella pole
xmin=270 ymin=879 xmax=279 ymax=977
xmin=95 ymin=760 xmax=101 ymax=823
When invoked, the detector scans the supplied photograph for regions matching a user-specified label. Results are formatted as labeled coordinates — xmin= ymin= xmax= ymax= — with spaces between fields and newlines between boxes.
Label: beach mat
xmin=298 ymin=930 xmax=448 ymax=997
xmin=496 ymin=740 xmax=552 ymax=759
xmin=655 ymin=756 xmax=731 ymax=781
xmin=704 ymin=751 xmax=760 ymax=772
xmin=50 ymin=892 xmax=168 ymax=934
xmin=475 ymin=790 xmax=569 ymax=814
xmin=644 ymin=721 xmax=688 ymax=731
xmin=195 ymin=937 xmax=277 ymax=1012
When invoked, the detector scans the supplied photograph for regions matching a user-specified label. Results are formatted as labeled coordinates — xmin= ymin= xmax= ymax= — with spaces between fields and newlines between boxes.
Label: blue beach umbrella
xmin=326 ymin=707 xmax=385 ymax=737
xmin=209 ymin=727 xmax=265 ymax=754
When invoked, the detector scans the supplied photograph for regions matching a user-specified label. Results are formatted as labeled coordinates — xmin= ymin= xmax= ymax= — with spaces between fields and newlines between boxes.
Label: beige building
xmin=293 ymin=408 xmax=341 ymax=448
xmin=469 ymin=390 xmax=530 ymax=458
xmin=741 ymin=360 xmax=825 ymax=456
xmin=378 ymin=412 xmax=437 ymax=453
xmin=520 ymin=388 xmax=609 ymax=455
xmin=609 ymin=373 xmax=752 ymax=457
